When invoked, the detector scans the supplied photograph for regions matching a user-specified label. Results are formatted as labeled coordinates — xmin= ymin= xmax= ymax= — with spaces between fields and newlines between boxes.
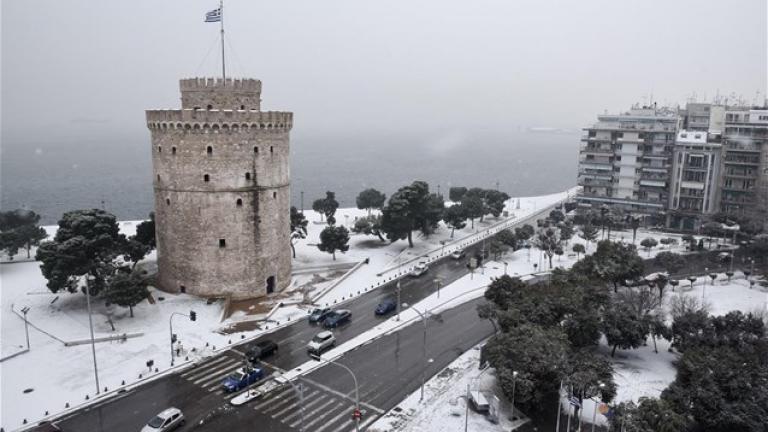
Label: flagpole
xmin=220 ymin=0 xmax=226 ymax=83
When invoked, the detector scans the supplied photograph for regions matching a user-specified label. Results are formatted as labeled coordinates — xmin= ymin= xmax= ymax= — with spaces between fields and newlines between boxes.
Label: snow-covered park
xmin=0 ymin=189 xmax=573 ymax=429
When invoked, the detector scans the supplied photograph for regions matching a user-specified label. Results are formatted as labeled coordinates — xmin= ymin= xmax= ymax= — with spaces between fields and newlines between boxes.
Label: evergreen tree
xmin=559 ymin=221 xmax=574 ymax=246
xmin=461 ymin=195 xmax=484 ymax=229
xmin=533 ymin=227 xmax=562 ymax=269
xmin=578 ymin=222 xmax=599 ymax=251
xmin=640 ymin=237 xmax=658 ymax=256
xmin=317 ymin=225 xmax=350 ymax=260
xmin=602 ymin=299 xmax=651 ymax=357
xmin=36 ymin=209 xmax=127 ymax=295
xmin=448 ymin=186 xmax=468 ymax=202
xmin=355 ymin=188 xmax=386 ymax=215
xmin=380 ymin=181 xmax=432 ymax=247
xmin=290 ymin=206 xmax=308 ymax=258
xmin=352 ymin=214 xmax=386 ymax=242
xmin=312 ymin=198 xmax=325 ymax=222
xmin=134 ymin=212 xmax=156 ymax=249
xmin=0 ymin=209 xmax=48 ymax=259
xmin=654 ymin=252 xmax=686 ymax=277
xmin=321 ymin=191 xmax=339 ymax=225
xmin=572 ymin=243 xmax=586 ymax=260
xmin=103 ymin=268 xmax=149 ymax=317
xmin=442 ymin=204 xmax=467 ymax=238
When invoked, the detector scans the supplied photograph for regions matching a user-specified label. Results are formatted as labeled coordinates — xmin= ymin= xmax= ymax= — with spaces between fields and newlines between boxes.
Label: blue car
xmin=323 ymin=310 xmax=352 ymax=328
xmin=221 ymin=366 xmax=264 ymax=393
xmin=375 ymin=299 xmax=397 ymax=316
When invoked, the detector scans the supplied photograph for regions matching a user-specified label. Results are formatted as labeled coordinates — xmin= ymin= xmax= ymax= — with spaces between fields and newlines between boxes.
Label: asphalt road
xmin=54 ymin=207 xmax=560 ymax=432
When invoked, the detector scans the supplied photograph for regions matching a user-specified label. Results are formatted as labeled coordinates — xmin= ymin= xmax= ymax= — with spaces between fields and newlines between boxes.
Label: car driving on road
xmin=141 ymin=407 xmax=185 ymax=432
xmin=323 ymin=309 xmax=352 ymax=328
xmin=450 ymin=249 xmax=466 ymax=260
xmin=221 ymin=366 xmax=265 ymax=393
xmin=308 ymin=307 xmax=333 ymax=324
xmin=375 ymin=299 xmax=397 ymax=315
xmin=409 ymin=262 xmax=429 ymax=277
xmin=307 ymin=330 xmax=336 ymax=353
xmin=246 ymin=340 xmax=278 ymax=363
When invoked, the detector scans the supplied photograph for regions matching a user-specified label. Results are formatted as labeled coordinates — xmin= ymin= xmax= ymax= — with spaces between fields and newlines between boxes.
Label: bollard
xmin=288 ymin=316 xmax=291 ymax=321
xmin=241 ymin=335 xmax=245 ymax=339
xmin=65 ymin=402 xmax=70 ymax=408
xmin=122 ymin=380 xmax=126 ymax=386
xmin=212 ymin=346 xmax=216 ymax=351
xmin=104 ymin=387 xmax=108 ymax=392
xmin=155 ymin=368 xmax=159 ymax=373
xmin=192 ymin=347 xmax=196 ymax=352
xmin=23 ymin=420 xmax=27 ymax=425
xmin=206 ymin=342 xmax=209 ymax=347
xmin=229 ymin=339 xmax=232 ymax=345
xmin=185 ymin=356 xmax=189 ymax=361
xmin=45 ymin=411 xmax=48 ymax=416
xmin=139 ymin=374 xmax=143 ymax=379
xmin=85 ymin=395 xmax=89 ymax=400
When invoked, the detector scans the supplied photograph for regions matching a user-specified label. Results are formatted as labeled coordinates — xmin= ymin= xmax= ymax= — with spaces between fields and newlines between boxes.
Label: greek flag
xmin=205 ymin=8 xmax=222 ymax=22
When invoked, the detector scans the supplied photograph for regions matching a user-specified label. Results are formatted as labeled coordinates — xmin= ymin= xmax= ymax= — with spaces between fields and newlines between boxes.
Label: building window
xmin=236 ymin=198 xmax=243 ymax=207
xmin=270 ymin=146 xmax=274 ymax=154
xmin=253 ymin=146 xmax=259 ymax=154
xmin=219 ymin=239 xmax=226 ymax=248
xmin=180 ymin=285 xmax=186 ymax=293
xmin=157 ymin=174 xmax=161 ymax=182
xmin=240 ymin=105 xmax=245 ymax=110
xmin=204 ymin=174 xmax=210 ymax=182
xmin=207 ymin=146 xmax=213 ymax=155
xmin=245 ymin=172 xmax=251 ymax=180
xmin=166 ymin=198 xmax=170 ymax=205
xmin=273 ymin=191 xmax=277 ymax=199
xmin=158 ymin=146 xmax=162 ymax=153
xmin=172 ymin=146 xmax=177 ymax=155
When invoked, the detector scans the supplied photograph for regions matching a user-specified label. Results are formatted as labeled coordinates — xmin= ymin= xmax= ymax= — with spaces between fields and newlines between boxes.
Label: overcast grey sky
xmin=2 ymin=0 xmax=766 ymax=143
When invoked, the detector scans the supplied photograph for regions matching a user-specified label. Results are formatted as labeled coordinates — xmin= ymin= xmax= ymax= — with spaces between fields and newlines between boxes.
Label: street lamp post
xmin=84 ymin=276 xmax=101 ymax=395
xmin=404 ymin=304 xmax=429 ymax=401
xmin=511 ymin=371 xmax=518 ymax=420
xmin=311 ymin=355 xmax=361 ymax=432
xmin=169 ymin=311 xmax=196 ymax=366
xmin=20 ymin=306 xmax=31 ymax=350
xmin=503 ymin=261 xmax=508 ymax=275
xmin=286 ymin=379 xmax=305 ymax=432
xmin=433 ymin=278 xmax=442 ymax=299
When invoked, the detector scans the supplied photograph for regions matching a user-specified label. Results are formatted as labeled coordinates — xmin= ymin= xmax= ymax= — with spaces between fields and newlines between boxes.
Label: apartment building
xmin=668 ymin=130 xmax=722 ymax=230
xmin=577 ymin=105 xmax=679 ymax=225
xmin=721 ymin=108 xmax=768 ymax=223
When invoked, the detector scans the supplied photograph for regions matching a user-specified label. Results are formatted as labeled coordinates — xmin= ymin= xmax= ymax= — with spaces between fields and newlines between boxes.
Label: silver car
xmin=141 ymin=407 xmax=185 ymax=432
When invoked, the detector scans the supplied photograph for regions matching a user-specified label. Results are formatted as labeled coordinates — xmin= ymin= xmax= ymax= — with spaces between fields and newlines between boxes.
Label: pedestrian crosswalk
xmin=250 ymin=380 xmax=382 ymax=432
xmin=179 ymin=354 xmax=252 ymax=396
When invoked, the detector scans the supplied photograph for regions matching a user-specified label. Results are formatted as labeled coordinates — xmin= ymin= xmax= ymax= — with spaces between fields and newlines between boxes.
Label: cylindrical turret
xmin=146 ymin=78 xmax=292 ymax=299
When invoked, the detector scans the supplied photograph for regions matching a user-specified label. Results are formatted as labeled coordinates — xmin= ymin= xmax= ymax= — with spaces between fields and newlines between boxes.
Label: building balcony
xmin=579 ymin=146 xmax=614 ymax=155
xmin=639 ymin=180 xmax=666 ymax=188
xmin=579 ymin=162 xmax=613 ymax=171
xmin=723 ymin=159 xmax=760 ymax=166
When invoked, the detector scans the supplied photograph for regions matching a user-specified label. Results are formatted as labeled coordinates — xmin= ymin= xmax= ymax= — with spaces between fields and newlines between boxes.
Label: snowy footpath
xmin=0 ymin=189 xmax=574 ymax=430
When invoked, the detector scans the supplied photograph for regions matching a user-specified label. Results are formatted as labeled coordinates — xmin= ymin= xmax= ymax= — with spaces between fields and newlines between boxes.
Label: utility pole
xmin=301 ymin=191 xmax=304 ymax=214
xmin=396 ymin=280 xmax=401 ymax=321
xmin=84 ymin=277 xmax=100 ymax=395
xmin=21 ymin=306 xmax=31 ymax=350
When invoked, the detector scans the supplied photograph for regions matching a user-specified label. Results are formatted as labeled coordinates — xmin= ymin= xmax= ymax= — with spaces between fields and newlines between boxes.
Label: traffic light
xmin=352 ymin=408 xmax=362 ymax=420
xmin=189 ymin=310 xmax=196 ymax=321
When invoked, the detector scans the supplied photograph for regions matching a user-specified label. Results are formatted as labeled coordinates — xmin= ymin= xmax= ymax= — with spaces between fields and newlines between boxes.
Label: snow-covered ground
xmin=369 ymin=343 xmax=527 ymax=432
xmin=0 ymin=189 xmax=574 ymax=430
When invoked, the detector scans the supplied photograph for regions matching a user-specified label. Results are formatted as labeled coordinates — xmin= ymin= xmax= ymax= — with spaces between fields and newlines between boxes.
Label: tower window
xmin=207 ymin=146 xmax=213 ymax=155
xmin=204 ymin=174 xmax=210 ymax=182
xmin=157 ymin=174 xmax=161 ymax=182
xmin=172 ymin=146 xmax=177 ymax=155
xmin=158 ymin=146 xmax=162 ymax=153
xmin=253 ymin=146 xmax=259 ymax=154
xmin=219 ymin=238 xmax=226 ymax=248
xmin=180 ymin=285 xmax=186 ymax=293
xmin=207 ymin=104 xmax=213 ymax=110
xmin=166 ymin=198 xmax=170 ymax=205
xmin=273 ymin=192 xmax=277 ymax=199
xmin=236 ymin=198 xmax=243 ymax=207
xmin=270 ymin=146 xmax=274 ymax=154
xmin=240 ymin=105 xmax=245 ymax=110
xmin=245 ymin=172 xmax=251 ymax=180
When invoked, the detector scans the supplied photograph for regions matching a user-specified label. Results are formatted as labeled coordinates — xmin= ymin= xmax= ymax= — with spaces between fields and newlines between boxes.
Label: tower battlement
xmin=180 ymin=77 xmax=262 ymax=111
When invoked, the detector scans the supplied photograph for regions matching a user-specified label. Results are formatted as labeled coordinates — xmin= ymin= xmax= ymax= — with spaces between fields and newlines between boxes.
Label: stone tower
xmin=146 ymin=77 xmax=292 ymax=299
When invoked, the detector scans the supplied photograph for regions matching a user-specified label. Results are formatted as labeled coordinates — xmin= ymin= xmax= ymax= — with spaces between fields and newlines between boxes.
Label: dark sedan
xmin=375 ymin=299 xmax=397 ymax=316
xmin=323 ymin=310 xmax=352 ymax=328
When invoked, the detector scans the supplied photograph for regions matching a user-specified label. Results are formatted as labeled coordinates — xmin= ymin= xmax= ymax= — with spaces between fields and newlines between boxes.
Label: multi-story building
xmin=667 ymin=130 xmax=722 ymax=230
xmin=720 ymin=108 xmax=768 ymax=223
xmin=577 ymin=105 xmax=679 ymax=224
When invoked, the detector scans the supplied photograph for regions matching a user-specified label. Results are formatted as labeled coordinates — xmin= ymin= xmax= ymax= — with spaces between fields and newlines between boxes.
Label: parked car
xmin=450 ymin=249 xmax=466 ymax=260
xmin=141 ymin=407 xmax=185 ymax=432
xmin=246 ymin=340 xmax=278 ymax=362
xmin=307 ymin=330 xmax=336 ymax=353
xmin=375 ymin=299 xmax=397 ymax=316
xmin=323 ymin=309 xmax=352 ymax=328
xmin=409 ymin=262 xmax=429 ymax=277
xmin=221 ymin=366 xmax=265 ymax=393
xmin=308 ymin=307 xmax=333 ymax=324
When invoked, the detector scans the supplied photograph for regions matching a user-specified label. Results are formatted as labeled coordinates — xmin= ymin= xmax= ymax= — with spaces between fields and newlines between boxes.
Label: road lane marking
xmin=184 ymin=357 xmax=238 ymax=382
xmin=180 ymin=356 xmax=229 ymax=378
xmin=311 ymin=406 xmax=354 ymax=432
xmin=252 ymin=387 xmax=293 ymax=411
xmin=301 ymin=403 xmax=347 ymax=431
xmin=301 ymin=377 xmax=385 ymax=415
xmin=192 ymin=360 xmax=241 ymax=385
xmin=283 ymin=394 xmax=333 ymax=425
xmin=270 ymin=390 xmax=320 ymax=418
